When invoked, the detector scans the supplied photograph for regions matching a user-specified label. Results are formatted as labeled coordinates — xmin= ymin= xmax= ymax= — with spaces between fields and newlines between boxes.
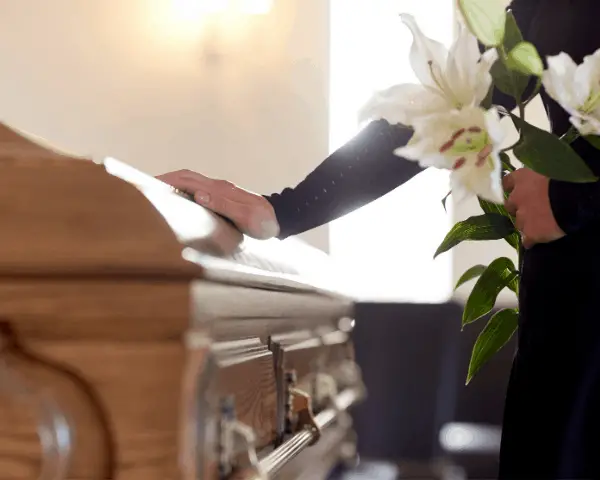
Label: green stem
xmin=499 ymin=45 xmax=526 ymax=121
xmin=561 ymin=126 xmax=580 ymax=144
xmin=500 ymin=141 xmax=521 ymax=154
xmin=503 ymin=161 xmax=516 ymax=172
xmin=517 ymin=240 xmax=523 ymax=277
xmin=517 ymin=101 xmax=525 ymax=121
xmin=522 ymin=77 xmax=542 ymax=107
xmin=497 ymin=45 xmax=527 ymax=167
xmin=500 ymin=45 xmax=526 ymax=288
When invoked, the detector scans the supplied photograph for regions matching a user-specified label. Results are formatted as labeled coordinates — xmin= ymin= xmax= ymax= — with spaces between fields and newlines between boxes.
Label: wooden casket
xmin=0 ymin=124 xmax=364 ymax=479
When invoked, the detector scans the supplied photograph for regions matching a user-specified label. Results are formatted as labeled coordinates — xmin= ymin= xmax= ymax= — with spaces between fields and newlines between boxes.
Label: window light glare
xmin=172 ymin=0 xmax=271 ymax=18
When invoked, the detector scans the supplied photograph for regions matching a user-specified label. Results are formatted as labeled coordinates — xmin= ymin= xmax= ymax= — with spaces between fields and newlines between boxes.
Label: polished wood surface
xmin=0 ymin=280 xmax=189 ymax=341
xmin=0 ymin=160 xmax=194 ymax=277
xmin=0 ymin=122 xmax=362 ymax=479
xmin=213 ymin=338 xmax=278 ymax=449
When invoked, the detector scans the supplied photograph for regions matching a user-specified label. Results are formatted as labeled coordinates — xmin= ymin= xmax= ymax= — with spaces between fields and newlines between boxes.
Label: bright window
xmin=328 ymin=0 xmax=454 ymax=303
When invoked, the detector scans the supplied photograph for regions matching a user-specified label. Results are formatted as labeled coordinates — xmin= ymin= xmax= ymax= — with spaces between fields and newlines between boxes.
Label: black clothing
xmin=266 ymin=2 xmax=600 ymax=477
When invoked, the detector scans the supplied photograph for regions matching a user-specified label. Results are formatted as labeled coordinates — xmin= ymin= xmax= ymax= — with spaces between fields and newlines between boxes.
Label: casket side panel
xmin=0 ymin=279 xmax=191 ymax=479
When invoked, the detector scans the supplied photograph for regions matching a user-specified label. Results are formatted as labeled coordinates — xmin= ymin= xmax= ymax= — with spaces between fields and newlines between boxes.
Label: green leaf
xmin=491 ymin=58 xmax=529 ymax=100
xmin=511 ymin=114 xmax=597 ymax=182
xmin=499 ymin=151 xmax=516 ymax=172
xmin=478 ymin=198 xmax=520 ymax=250
xmin=481 ymin=83 xmax=494 ymax=109
xmin=455 ymin=265 xmax=486 ymax=290
xmin=584 ymin=135 xmax=600 ymax=150
xmin=478 ymin=198 xmax=508 ymax=217
xmin=560 ymin=126 xmax=580 ymax=144
xmin=507 ymin=42 xmax=543 ymax=77
xmin=434 ymin=214 xmax=515 ymax=258
xmin=466 ymin=308 xmax=518 ymax=384
xmin=502 ymin=11 xmax=524 ymax=50
xmin=508 ymin=273 xmax=519 ymax=295
xmin=504 ymin=232 xmax=521 ymax=252
xmin=489 ymin=12 xmax=529 ymax=99
xmin=462 ymin=257 xmax=518 ymax=326
xmin=441 ymin=191 xmax=451 ymax=212
xmin=458 ymin=0 xmax=506 ymax=47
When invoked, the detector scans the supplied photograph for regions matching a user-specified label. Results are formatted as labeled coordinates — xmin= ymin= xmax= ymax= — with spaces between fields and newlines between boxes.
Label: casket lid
xmin=104 ymin=157 xmax=350 ymax=298
xmin=0 ymin=123 xmax=201 ymax=277
xmin=0 ymin=122 xmax=350 ymax=300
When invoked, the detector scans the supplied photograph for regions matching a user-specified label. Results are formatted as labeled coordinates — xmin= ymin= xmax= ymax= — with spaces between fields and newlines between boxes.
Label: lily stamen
xmin=453 ymin=157 xmax=467 ymax=170
xmin=581 ymin=90 xmax=600 ymax=114
xmin=427 ymin=60 xmax=461 ymax=108
xmin=476 ymin=145 xmax=493 ymax=167
xmin=439 ymin=126 xmax=487 ymax=154
xmin=452 ymin=128 xmax=466 ymax=140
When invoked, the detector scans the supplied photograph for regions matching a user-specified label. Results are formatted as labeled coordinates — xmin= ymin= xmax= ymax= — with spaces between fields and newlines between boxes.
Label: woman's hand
xmin=156 ymin=169 xmax=280 ymax=239
xmin=503 ymin=168 xmax=565 ymax=249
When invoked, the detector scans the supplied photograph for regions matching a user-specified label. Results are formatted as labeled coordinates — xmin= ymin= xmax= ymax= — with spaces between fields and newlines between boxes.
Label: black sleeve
xmin=265 ymin=120 xmax=421 ymax=239
xmin=549 ymin=138 xmax=600 ymax=235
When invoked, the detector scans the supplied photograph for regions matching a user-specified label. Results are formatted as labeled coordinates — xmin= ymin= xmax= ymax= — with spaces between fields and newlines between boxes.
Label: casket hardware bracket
xmin=217 ymin=396 xmax=266 ymax=480
xmin=285 ymin=370 xmax=321 ymax=446
xmin=310 ymin=370 xmax=342 ymax=415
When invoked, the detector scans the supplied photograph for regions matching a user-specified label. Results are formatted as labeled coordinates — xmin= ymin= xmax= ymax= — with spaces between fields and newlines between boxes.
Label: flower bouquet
xmin=360 ymin=0 xmax=600 ymax=383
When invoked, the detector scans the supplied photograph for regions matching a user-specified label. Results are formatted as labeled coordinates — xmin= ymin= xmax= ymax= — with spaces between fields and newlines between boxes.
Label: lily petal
xmin=394 ymin=143 xmax=451 ymax=169
xmin=395 ymin=106 xmax=505 ymax=204
xmin=450 ymin=173 xmax=475 ymax=204
xmin=473 ymin=49 xmax=499 ymax=105
xmin=543 ymin=48 xmax=600 ymax=136
xmin=358 ymin=83 xmax=451 ymax=126
xmin=445 ymin=23 xmax=483 ymax=105
xmin=543 ymin=53 xmax=578 ymax=112
xmin=570 ymin=114 xmax=600 ymax=136
xmin=451 ymin=152 xmax=503 ymax=204
xmin=483 ymin=107 xmax=507 ymax=146
xmin=400 ymin=13 xmax=449 ymax=89
xmin=574 ymin=49 xmax=600 ymax=108
xmin=393 ymin=126 xmax=454 ymax=169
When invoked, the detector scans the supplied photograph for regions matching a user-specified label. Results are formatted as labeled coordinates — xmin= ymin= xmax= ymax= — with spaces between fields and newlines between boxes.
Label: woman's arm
xmin=264 ymin=120 xmax=421 ymax=238
xmin=266 ymin=3 xmax=543 ymax=239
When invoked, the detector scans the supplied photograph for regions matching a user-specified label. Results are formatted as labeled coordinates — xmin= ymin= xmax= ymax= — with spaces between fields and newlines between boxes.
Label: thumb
xmin=522 ymin=234 xmax=535 ymax=249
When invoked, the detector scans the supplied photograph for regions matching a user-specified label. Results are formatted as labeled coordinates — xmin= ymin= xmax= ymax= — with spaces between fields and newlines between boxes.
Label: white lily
xmin=395 ymin=106 xmax=506 ymax=203
xmin=358 ymin=14 xmax=498 ymax=127
xmin=543 ymin=49 xmax=600 ymax=136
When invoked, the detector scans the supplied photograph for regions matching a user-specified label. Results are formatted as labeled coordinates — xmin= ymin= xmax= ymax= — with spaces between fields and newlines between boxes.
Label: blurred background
xmin=0 ymin=1 xmax=550 ymax=478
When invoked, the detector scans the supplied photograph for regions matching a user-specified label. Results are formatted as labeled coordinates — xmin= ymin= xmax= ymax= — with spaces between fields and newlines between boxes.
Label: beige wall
xmin=0 ymin=0 xmax=330 ymax=250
